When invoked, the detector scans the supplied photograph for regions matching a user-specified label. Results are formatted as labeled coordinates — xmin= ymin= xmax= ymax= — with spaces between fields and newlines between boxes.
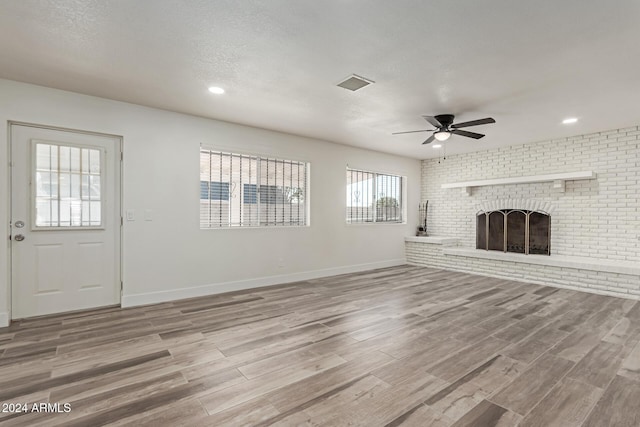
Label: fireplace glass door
xmin=476 ymin=209 xmax=550 ymax=255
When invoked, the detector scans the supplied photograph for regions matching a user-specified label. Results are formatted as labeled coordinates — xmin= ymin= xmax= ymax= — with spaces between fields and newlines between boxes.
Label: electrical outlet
xmin=277 ymin=257 xmax=285 ymax=268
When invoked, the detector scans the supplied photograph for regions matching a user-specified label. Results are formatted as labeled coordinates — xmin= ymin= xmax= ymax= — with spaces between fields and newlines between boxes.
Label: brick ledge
xmin=442 ymin=247 xmax=640 ymax=276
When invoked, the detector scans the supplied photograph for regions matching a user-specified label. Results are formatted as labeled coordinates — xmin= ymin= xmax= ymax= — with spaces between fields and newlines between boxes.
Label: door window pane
xmin=34 ymin=142 xmax=103 ymax=228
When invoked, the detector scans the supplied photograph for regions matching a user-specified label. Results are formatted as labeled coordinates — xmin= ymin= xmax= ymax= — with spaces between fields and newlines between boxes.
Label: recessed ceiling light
xmin=562 ymin=117 xmax=578 ymax=124
xmin=208 ymin=86 xmax=225 ymax=95
xmin=432 ymin=144 xmax=442 ymax=148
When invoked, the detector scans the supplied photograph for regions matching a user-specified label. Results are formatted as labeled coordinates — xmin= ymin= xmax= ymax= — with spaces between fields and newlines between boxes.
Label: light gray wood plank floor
xmin=0 ymin=265 xmax=639 ymax=426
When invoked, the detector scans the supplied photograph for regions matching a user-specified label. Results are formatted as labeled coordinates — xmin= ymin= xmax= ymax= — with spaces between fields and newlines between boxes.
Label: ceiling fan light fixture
xmin=434 ymin=131 xmax=451 ymax=141
xmin=432 ymin=144 xmax=442 ymax=148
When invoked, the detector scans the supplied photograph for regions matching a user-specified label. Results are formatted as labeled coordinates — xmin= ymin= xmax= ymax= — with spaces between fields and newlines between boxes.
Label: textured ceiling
xmin=1 ymin=1 xmax=640 ymax=159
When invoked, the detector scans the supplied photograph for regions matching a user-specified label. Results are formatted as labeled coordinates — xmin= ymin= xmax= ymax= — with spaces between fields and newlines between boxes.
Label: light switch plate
xmin=126 ymin=209 xmax=135 ymax=221
xmin=144 ymin=209 xmax=153 ymax=221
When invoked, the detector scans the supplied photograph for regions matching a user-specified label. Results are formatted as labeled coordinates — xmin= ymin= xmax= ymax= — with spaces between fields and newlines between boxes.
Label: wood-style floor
xmin=1 ymin=265 xmax=639 ymax=426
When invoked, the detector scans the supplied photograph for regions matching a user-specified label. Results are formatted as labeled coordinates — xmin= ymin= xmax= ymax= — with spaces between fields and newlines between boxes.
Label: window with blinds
xmin=346 ymin=168 xmax=404 ymax=224
xmin=200 ymin=148 xmax=308 ymax=228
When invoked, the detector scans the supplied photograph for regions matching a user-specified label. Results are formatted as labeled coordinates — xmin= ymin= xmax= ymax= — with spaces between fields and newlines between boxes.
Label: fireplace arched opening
xmin=476 ymin=209 xmax=550 ymax=255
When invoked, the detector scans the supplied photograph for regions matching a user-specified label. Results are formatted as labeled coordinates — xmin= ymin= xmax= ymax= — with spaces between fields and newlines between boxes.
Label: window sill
xmin=346 ymin=222 xmax=407 ymax=226
xmin=200 ymin=224 xmax=310 ymax=230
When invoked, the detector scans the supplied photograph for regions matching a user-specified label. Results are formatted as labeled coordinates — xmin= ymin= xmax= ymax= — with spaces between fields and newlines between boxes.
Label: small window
xmin=34 ymin=142 xmax=103 ymax=228
xmin=346 ymin=168 xmax=404 ymax=224
xmin=200 ymin=148 xmax=308 ymax=228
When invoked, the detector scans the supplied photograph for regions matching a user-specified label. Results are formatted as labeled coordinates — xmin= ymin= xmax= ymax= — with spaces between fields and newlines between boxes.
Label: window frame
xmin=345 ymin=166 xmax=406 ymax=225
xmin=199 ymin=146 xmax=310 ymax=229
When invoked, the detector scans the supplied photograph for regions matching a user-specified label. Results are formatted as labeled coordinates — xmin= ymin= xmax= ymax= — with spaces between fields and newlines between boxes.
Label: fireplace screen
xmin=476 ymin=209 xmax=550 ymax=255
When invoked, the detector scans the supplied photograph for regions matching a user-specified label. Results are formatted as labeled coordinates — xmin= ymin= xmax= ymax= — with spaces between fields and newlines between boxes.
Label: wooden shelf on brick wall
xmin=441 ymin=171 xmax=596 ymax=196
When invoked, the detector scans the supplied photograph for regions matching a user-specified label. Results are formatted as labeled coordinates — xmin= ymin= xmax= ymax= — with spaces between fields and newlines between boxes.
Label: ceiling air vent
xmin=337 ymin=74 xmax=375 ymax=91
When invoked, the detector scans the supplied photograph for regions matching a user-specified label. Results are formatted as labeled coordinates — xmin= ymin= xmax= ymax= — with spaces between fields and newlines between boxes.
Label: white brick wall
xmin=406 ymin=242 xmax=640 ymax=299
xmin=410 ymin=125 xmax=640 ymax=297
xmin=421 ymin=125 xmax=640 ymax=262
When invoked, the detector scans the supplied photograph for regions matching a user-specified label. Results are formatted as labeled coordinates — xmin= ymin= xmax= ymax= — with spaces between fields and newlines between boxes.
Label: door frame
xmin=8 ymin=121 xmax=123 ymax=320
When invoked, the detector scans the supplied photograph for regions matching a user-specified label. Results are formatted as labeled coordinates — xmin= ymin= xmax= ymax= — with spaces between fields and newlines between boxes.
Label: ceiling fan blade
xmin=451 ymin=117 xmax=495 ymax=129
xmin=451 ymin=129 xmax=485 ymax=139
xmin=422 ymin=116 xmax=443 ymax=128
xmin=391 ymin=129 xmax=431 ymax=135
xmin=422 ymin=134 xmax=436 ymax=145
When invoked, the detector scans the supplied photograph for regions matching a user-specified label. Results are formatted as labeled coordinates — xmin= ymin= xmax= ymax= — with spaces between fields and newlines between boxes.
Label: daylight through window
xmin=200 ymin=148 xmax=308 ymax=228
xmin=34 ymin=142 xmax=103 ymax=228
xmin=346 ymin=168 xmax=404 ymax=224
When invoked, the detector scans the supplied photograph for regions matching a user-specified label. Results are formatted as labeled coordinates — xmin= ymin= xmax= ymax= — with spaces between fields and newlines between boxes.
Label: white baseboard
xmin=0 ymin=312 xmax=9 ymax=328
xmin=121 ymin=259 xmax=406 ymax=308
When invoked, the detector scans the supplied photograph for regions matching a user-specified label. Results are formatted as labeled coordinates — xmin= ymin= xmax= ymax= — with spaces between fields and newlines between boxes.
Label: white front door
xmin=10 ymin=124 xmax=121 ymax=319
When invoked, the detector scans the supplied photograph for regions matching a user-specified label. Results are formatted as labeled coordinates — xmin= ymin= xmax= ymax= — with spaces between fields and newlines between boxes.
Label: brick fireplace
xmin=405 ymin=124 xmax=640 ymax=299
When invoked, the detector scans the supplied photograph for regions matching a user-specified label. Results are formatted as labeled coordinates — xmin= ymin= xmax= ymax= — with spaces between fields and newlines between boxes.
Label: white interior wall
xmin=0 ymin=79 xmax=421 ymax=323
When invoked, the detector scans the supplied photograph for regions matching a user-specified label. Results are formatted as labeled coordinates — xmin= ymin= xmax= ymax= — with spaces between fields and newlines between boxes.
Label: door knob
xmin=14 ymin=234 xmax=25 ymax=241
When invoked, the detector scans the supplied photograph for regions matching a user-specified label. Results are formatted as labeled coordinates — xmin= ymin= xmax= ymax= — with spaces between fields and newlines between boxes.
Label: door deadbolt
xmin=14 ymin=220 xmax=25 ymax=228
xmin=14 ymin=234 xmax=25 ymax=241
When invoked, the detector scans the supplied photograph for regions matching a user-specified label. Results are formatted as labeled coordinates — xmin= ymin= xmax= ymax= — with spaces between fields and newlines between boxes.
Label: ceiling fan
xmin=393 ymin=114 xmax=496 ymax=145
